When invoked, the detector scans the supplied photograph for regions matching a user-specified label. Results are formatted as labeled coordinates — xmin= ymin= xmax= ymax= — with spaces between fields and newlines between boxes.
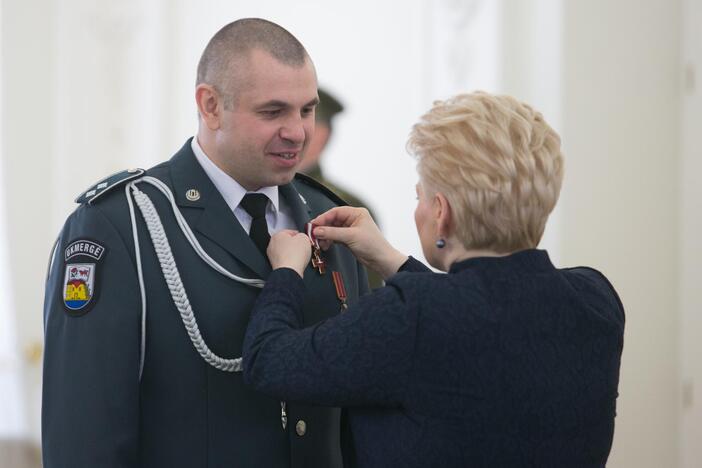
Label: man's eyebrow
xmin=255 ymin=97 xmax=320 ymax=109
xmin=256 ymin=100 xmax=289 ymax=109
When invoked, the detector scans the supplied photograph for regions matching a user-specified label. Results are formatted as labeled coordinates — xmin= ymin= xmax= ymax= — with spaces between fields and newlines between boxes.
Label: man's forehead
xmin=243 ymin=47 xmax=306 ymax=65
xmin=235 ymin=48 xmax=315 ymax=79
xmin=231 ymin=50 xmax=318 ymax=105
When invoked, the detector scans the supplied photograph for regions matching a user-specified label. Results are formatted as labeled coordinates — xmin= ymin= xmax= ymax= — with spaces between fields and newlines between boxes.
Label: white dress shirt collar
xmin=190 ymin=137 xmax=280 ymax=214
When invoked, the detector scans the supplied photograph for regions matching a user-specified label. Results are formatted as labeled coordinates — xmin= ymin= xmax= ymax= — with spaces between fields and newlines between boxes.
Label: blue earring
xmin=435 ymin=239 xmax=446 ymax=249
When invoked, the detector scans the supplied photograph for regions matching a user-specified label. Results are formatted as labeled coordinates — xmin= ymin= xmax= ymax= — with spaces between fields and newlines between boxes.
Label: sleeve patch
xmin=62 ymin=239 xmax=108 ymax=316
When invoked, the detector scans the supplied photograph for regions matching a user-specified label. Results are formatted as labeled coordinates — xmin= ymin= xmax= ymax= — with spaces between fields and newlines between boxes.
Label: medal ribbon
xmin=306 ymin=222 xmax=346 ymax=310
xmin=332 ymin=271 xmax=348 ymax=311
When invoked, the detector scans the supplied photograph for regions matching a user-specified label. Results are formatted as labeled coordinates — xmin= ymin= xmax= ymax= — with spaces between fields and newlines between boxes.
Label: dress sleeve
xmin=42 ymin=204 xmax=140 ymax=467
xmin=398 ymin=256 xmax=431 ymax=273
xmin=243 ymin=268 xmax=418 ymax=408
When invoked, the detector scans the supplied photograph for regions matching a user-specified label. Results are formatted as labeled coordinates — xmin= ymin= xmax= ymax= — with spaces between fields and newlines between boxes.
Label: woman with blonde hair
xmin=243 ymin=91 xmax=624 ymax=468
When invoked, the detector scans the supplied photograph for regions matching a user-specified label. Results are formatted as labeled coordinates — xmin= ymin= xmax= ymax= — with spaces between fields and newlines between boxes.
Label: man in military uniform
xmin=42 ymin=18 xmax=368 ymax=468
xmin=299 ymin=88 xmax=383 ymax=288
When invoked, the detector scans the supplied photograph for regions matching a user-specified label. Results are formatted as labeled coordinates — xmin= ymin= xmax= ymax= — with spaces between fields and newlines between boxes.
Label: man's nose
xmin=279 ymin=115 xmax=306 ymax=144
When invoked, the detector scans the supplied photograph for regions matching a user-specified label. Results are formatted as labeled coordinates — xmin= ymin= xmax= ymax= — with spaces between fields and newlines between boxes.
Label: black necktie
xmin=240 ymin=193 xmax=271 ymax=257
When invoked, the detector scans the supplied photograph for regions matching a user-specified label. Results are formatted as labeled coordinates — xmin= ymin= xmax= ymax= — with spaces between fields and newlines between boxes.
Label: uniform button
xmin=295 ymin=420 xmax=307 ymax=437
xmin=186 ymin=188 xmax=201 ymax=201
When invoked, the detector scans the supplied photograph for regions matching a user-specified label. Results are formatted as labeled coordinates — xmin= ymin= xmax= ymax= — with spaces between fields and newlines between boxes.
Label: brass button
xmin=295 ymin=420 xmax=307 ymax=436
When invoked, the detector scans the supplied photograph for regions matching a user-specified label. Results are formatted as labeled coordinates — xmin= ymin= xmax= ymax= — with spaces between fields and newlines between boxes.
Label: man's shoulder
xmin=292 ymin=173 xmax=349 ymax=209
xmin=74 ymin=140 xmax=193 ymax=207
xmin=67 ymin=159 xmax=172 ymax=231
xmin=74 ymin=168 xmax=147 ymax=205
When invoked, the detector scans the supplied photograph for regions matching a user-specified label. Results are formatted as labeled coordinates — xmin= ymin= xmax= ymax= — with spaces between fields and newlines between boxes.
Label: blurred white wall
xmin=0 ymin=0 xmax=27 ymax=441
xmin=556 ymin=1 xmax=689 ymax=466
xmin=679 ymin=0 xmax=702 ymax=466
xmin=0 ymin=0 xmax=699 ymax=466
xmin=1 ymin=0 xmax=55 ymax=449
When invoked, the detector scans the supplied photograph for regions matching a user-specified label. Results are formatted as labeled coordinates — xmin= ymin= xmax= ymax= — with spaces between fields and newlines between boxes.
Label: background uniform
xmin=42 ymin=139 xmax=369 ymax=468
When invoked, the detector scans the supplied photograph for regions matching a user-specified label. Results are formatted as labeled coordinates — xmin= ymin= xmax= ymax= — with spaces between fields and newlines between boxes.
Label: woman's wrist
xmin=373 ymin=248 xmax=409 ymax=280
xmin=274 ymin=263 xmax=305 ymax=278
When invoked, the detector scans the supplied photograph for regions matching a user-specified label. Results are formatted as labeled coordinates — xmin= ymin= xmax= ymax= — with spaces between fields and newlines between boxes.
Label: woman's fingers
xmin=317 ymin=239 xmax=333 ymax=251
xmin=312 ymin=206 xmax=366 ymax=228
xmin=267 ymin=231 xmax=312 ymax=276
xmin=277 ymin=229 xmax=299 ymax=238
xmin=313 ymin=225 xmax=354 ymax=244
xmin=310 ymin=206 xmax=406 ymax=278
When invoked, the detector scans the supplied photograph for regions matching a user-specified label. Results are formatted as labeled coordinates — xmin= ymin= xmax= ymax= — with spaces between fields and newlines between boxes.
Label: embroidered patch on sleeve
xmin=62 ymin=239 xmax=107 ymax=316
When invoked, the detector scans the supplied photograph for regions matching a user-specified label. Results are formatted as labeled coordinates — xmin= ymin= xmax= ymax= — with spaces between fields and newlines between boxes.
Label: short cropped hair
xmin=408 ymin=92 xmax=564 ymax=253
xmin=197 ymin=18 xmax=309 ymax=107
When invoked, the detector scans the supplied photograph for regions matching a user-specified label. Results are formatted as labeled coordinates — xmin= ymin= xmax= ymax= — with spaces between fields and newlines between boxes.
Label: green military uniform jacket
xmin=42 ymin=139 xmax=369 ymax=468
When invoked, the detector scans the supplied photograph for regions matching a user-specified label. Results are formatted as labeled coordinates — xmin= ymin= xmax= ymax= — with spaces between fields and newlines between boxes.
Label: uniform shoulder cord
xmin=125 ymin=176 xmax=265 ymax=379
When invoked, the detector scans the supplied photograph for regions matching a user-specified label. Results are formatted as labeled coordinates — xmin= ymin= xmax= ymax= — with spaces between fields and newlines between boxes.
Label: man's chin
xmin=269 ymin=170 xmax=297 ymax=188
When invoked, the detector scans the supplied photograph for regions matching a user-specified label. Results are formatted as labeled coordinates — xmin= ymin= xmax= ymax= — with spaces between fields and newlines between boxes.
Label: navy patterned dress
xmin=243 ymin=249 xmax=624 ymax=468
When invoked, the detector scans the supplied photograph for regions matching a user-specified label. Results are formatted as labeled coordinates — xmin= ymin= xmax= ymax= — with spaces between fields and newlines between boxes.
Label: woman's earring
xmin=435 ymin=239 xmax=446 ymax=249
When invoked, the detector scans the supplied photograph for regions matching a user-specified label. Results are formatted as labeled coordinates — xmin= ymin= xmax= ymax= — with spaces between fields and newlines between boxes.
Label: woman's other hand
xmin=312 ymin=207 xmax=408 ymax=279
xmin=267 ymin=230 xmax=312 ymax=278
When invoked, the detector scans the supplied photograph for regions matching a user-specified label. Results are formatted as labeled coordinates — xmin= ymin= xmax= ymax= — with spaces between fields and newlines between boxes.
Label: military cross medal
xmin=305 ymin=222 xmax=347 ymax=312
xmin=305 ymin=222 xmax=325 ymax=274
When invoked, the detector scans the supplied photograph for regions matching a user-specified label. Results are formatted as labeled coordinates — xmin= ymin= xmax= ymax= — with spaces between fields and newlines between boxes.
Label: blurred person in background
xmin=41 ymin=18 xmax=368 ymax=468
xmin=299 ymin=87 xmax=383 ymax=288
xmin=243 ymin=91 xmax=625 ymax=467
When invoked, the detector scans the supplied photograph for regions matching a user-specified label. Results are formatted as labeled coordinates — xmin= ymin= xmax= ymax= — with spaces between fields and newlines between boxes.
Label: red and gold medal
xmin=305 ymin=222 xmax=326 ymax=274
xmin=305 ymin=222 xmax=347 ymax=312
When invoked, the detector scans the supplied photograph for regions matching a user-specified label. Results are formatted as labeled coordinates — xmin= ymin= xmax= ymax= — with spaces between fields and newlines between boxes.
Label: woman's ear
xmin=195 ymin=84 xmax=222 ymax=131
xmin=433 ymin=192 xmax=453 ymax=238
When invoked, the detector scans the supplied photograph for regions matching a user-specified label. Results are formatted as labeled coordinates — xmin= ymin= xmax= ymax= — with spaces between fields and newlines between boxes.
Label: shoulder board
xmin=75 ymin=168 xmax=145 ymax=205
xmin=294 ymin=173 xmax=348 ymax=206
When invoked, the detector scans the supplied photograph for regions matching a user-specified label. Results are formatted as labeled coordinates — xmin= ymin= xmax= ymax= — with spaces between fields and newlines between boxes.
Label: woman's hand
xmin=312 ymin=207 xmax=408 ymax=280
xmin=267 ymin=230 xmax=312 ymax=278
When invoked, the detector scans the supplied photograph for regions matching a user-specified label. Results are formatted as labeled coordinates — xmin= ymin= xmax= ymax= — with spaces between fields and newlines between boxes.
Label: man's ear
xmin=434 ymin=192 xmax=453 ymax=238
xmin=195 ymin=84 xmax=222 ymax=131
